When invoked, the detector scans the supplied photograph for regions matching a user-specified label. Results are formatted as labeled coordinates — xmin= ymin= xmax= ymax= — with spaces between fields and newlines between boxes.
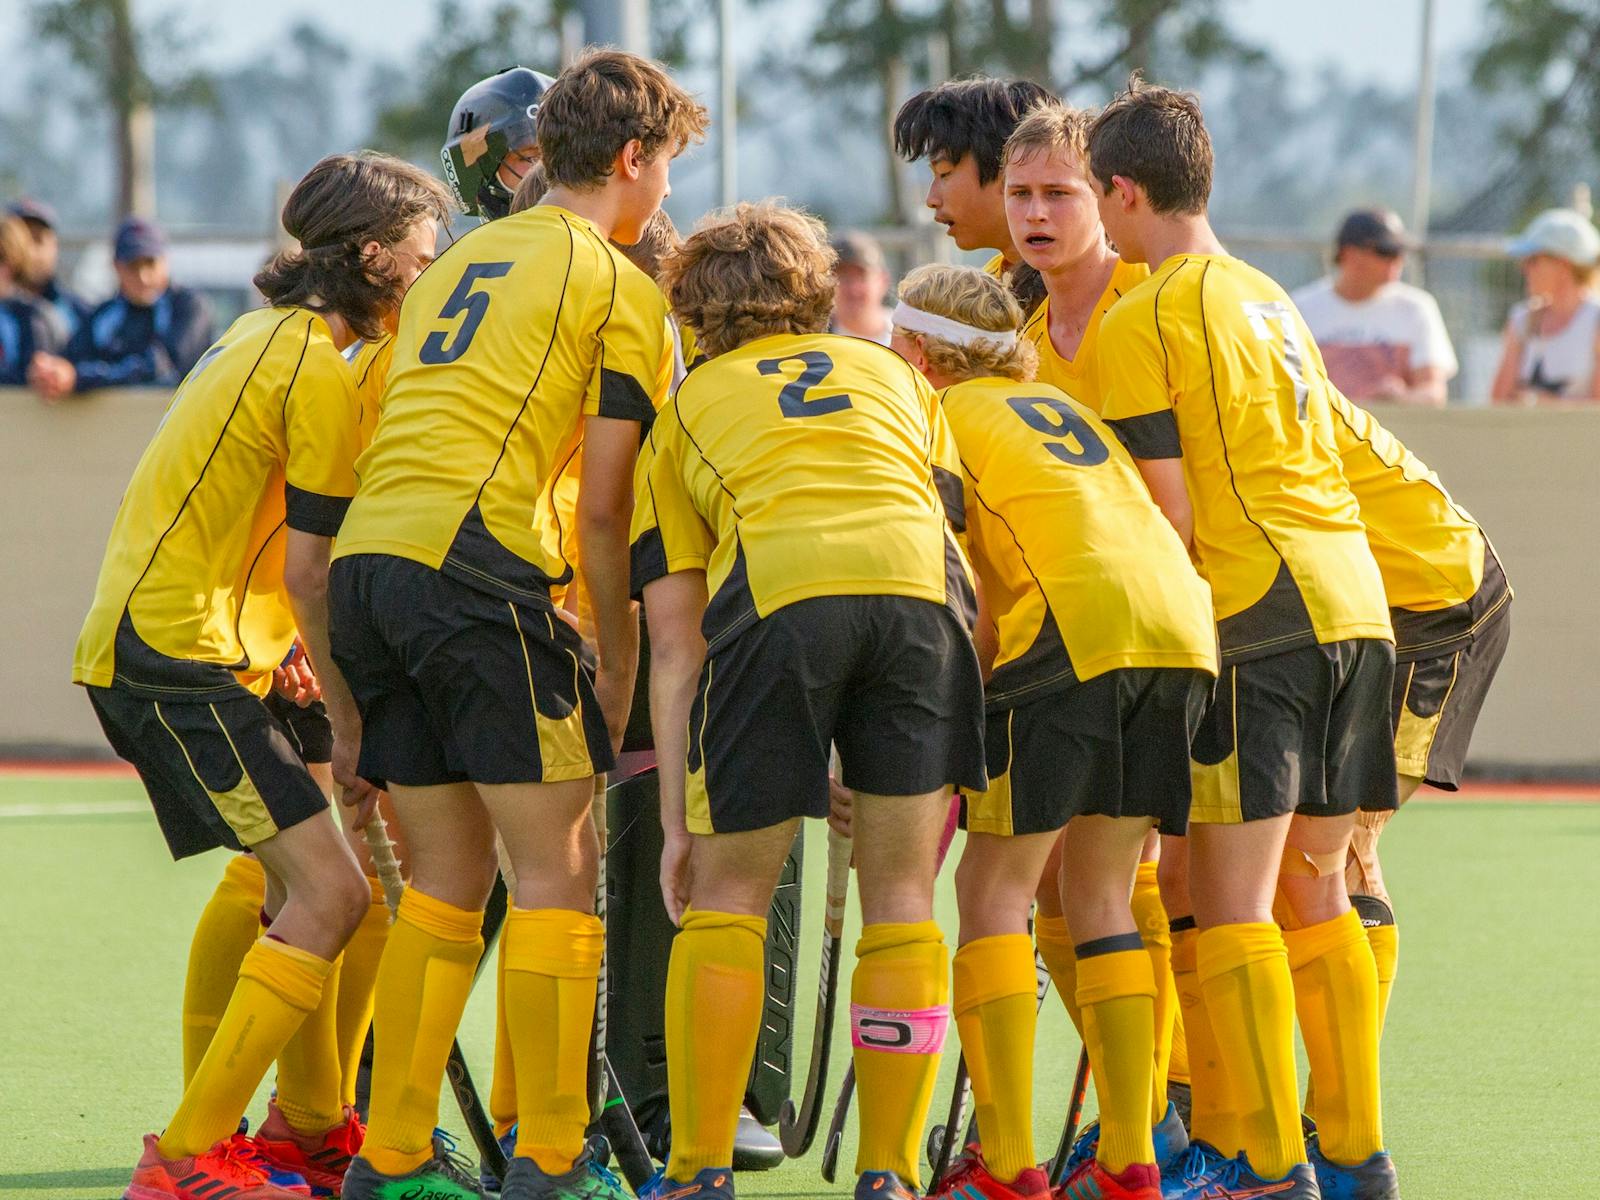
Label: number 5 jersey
xmin=1098 ymin=253 xmax=1393 ymax=664
xmin=334 ymin=204 xmax=668 ymax=605
xmin=629 ymin=332 xmax=974 ymax=652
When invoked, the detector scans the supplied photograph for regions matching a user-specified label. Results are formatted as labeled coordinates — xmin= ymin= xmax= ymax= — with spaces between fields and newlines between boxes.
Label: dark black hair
xmin=893 ymin=77 xmax=1055 ymax=185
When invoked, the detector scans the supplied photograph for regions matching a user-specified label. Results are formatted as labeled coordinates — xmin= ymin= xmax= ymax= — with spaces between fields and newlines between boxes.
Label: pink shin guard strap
xmin=850 ymin=1003 xmax=950 ymax=1055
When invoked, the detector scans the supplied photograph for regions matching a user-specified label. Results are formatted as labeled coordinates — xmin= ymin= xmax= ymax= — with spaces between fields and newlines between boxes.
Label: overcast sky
xmin=0 ymin=0 xmax=1486 ymax=96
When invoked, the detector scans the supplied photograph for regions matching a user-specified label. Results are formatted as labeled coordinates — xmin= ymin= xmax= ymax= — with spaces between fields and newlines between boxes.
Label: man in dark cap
xmin=9 ymin=197 xmax=91 ymax=339
xmin=1292 ymin=209 xmax=1456 ymax=406
xmin=29 ymin=215 xmax=213 ymax=400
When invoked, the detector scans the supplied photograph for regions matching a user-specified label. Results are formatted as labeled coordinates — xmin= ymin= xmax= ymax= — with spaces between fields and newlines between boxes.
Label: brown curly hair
xmin=895 ymin=263 xmax=1037 ymax=382
xmin=660 ymin=201 xmax=837 ymax=358
xmin=254 ymin=152 xmax=453 ymax=342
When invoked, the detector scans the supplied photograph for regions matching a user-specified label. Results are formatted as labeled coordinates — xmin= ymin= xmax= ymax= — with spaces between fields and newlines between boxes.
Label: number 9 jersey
xmin=1098 ymin=254 xmax=1392 ymax=664
xmin=630 ymin=332 xmax=975 ymax=652
xmin=939 ymin=378 xmax=1217 ymax=710
xmin=334 ymin=205 xmax=668 ymax=604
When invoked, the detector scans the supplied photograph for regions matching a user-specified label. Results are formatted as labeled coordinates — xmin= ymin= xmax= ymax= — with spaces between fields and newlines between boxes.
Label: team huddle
xmin=73 ymin=46 xmax=1511 ymax=1200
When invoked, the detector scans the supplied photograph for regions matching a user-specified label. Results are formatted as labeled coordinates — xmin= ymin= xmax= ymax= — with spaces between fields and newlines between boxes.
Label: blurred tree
xmin=1445 ymin=0 xmax=1600 ymax=229
xmin=29 ymin=0 xmax=212 ymax=219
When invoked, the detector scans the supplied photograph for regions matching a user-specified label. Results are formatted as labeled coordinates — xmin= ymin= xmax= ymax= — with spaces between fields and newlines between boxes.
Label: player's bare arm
xmin=579 ymin=414 xmax=646 ymax=751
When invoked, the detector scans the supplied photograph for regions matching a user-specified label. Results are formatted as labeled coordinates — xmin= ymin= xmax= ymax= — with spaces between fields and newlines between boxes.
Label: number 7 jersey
xmin=334 ymin=204 xmax=668 ymax=604
xmin=1099 ymin=253 xmax=1392 ymax=663
xmin=630 ymin=332 xmax=974 ymax=653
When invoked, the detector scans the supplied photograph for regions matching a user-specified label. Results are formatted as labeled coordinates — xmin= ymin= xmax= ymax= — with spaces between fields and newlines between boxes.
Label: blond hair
xmin=537 ymin=48 xmax=710 ymax=191
xmin=0 ymin=215 xmax=30 ymax=279
xmin=1003 ymin=100 xmax=1093 ymax=172
xmin=660 ymin=201 xmax=836 ymax=358
xmin=895 ymin=264 xmax=1037 ymax=382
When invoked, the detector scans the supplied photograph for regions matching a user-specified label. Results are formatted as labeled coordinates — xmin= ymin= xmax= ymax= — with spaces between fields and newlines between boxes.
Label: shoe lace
xmin=1168 ymin=1142 xmax=1225 ymax=1186
xmin=428 ymin=1129 xmax=480 ymax=1189
xmin=581 ymin=1159 xmax=626 ymax=1198
xmin=211 ymin=1137 xmax=273 ymax=1185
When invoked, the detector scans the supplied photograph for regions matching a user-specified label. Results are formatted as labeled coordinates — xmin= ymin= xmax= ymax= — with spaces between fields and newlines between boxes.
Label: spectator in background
xmin=0 ymin=213 xmax=66 ymax=385
xmin=1491 ymin=207 xmax=1600 ymax=404
xmin=9 ymin=197 xmax=91 ymax=339
xmin=828 ymin=230 xmax=894 ymax=344
xmin=29 ymin=215 xmax=213 ymax=400
xmin=1293 ymin=209 xmax=1457 ymax=406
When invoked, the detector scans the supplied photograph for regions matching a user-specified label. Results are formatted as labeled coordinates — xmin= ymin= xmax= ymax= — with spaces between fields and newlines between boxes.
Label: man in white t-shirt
xmin=1293 ymin=209 xmax=1458 ymax=406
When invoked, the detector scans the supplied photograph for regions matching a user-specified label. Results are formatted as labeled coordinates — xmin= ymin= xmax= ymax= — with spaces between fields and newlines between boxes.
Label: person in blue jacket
xmin=29 ymin=215 xmax=213 ymax=398
xmin=1 ymin=212 xmax=65 ymax=386
xmin=9 ymin=197 xmax=92 ymax=340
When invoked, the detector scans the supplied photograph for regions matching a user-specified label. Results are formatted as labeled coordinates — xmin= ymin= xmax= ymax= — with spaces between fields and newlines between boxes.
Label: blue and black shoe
xmin=499 ymin=1146 xmax=629 ymax=1200
xmin=1308 ymin=1138 xmax=1399 ymax=1200
xmin=1158 ymin=1142 xmax=1230 ymax=1199
xmin=1163 ymin=1152 xmax=1318 ymax=1200
xmin=1066 ymin=1101 xmax=1192 ymax=1176
xmin=638 ymin=1166 xmax=736 ymax=1200
xmin=481 ymin=1125 xmax=519 ymax=1193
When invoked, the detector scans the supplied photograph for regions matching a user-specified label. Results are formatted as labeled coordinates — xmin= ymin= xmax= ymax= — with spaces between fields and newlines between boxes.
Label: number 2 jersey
xmin=941 ymin=377 xmax=1217 ymax=709
xmin=1099 ymin=254 xmax=1392 ymax=663
xmin=630 ymin=332 xmax=974 ymax=653
xmin=333 ymin=204 xmax=668 ymax=605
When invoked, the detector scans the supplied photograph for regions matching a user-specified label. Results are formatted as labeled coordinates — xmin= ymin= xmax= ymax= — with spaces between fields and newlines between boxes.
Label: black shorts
xmin=1189 ymin=638 xmax=1398 ymax=823
xmin=85 ymin=684 xmax=329 ymax=860
xmin=1393 ymin=602 xmax=1510 ymax=789
xmin=329 ymin=553 xmax=613 ymax=789
xmin=263 ymin=693 xmax=333 ymax=765
xmin=964 ymin=668 xmax=1211 ymax=838
xmin=685 ymin=595 xmax=986 ymax=835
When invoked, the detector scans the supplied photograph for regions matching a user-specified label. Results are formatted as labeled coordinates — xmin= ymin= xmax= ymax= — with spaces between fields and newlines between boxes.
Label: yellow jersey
xmin=1022 ymin=259 xmax=1150 ymax=414
xmin=1099 ymin=254 xmax=1392 ymax=663
xmin=631 ymin=332 xmax=974 ymax=652
xmin=941 ymin=377 xmax=1217 ymax=708
xmin=983 ymin=253 xmax=1009 ymax=280
xmin=345 ymin=334 xmax=393 ymax=447
xmin=334 ymin=204 xmax=668 ymax=605
xmin=1323 ymin=388 xmax=1511 ymax=659
xmin=74 ymin=308 xmax=365 ymax=699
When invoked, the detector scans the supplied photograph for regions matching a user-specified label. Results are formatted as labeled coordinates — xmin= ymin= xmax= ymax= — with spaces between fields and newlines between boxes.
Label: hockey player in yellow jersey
xmin=1320 ymin=388 xmax=1512 ymax=1044
xmin=1090 ymin=79 xmax=1399 ymax=1200
xmin=330 ymin=50 xmax=707 ymax=1200
xmin=1000 ymin=100 xmax=1192 ymax=1167
xmin=72 ymin=153 xmax=451 ymax=1200
xmin=890 ymin=263 xmax=1215 ymax=1200
xmin=632 ymin=202 xmax=985 ymax=1200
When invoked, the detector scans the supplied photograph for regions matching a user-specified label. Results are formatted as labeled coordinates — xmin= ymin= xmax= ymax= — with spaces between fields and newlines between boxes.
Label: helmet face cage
xmin=440 ymin=67 xmax=551 ymax=218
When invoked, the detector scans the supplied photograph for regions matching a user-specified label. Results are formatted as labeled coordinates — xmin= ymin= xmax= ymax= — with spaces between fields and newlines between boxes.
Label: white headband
xmin=891 ymin=302 xmax=1018 ymax=350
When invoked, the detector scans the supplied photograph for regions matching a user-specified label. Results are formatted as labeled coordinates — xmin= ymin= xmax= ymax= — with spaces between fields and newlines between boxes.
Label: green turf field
xmin=3 ymin=775 xmax=1595 ymax=1200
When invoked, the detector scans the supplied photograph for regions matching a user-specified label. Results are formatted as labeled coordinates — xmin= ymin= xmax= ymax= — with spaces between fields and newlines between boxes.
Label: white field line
xmin=0 ymin=798 xmax=148 ymax=818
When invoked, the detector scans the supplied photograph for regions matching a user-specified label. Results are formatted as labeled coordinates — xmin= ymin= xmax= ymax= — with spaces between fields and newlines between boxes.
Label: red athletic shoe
xmin=927 ymin=1152 xmax=1052 ymax=1200
xmin=123 ymin=1132 xmax=307 ymax=1200
xmin=1057 ymin=1158 xmax=1160 ymax=1200
xmin=249 ymin=1102 xmax=366 ymax=1197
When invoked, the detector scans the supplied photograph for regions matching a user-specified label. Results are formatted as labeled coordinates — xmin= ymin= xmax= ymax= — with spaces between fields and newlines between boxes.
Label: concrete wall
xmin=2 ymin=389 xmax=1597 ymax=773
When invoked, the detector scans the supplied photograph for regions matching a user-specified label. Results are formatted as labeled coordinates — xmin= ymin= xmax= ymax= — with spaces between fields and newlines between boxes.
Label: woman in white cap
xmin=1491 ymin=207 xmax=1600 ymax=403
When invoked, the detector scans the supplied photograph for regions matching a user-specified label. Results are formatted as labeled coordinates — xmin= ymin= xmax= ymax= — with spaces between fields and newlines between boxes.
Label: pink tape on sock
xmin=850 ymin=1003 xmax=949 ymax=1054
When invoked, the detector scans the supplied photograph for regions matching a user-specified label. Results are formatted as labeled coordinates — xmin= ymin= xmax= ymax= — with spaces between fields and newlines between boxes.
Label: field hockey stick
xmin=589 ymin=772 xmax=610 ymax=1123
xmin=777 ymin=823 xmax=853 ymax=1156
xmin=1046 ymin=1048 xmax=1093 ymax=1188
xmin=361 ymin=809 xmax=509 ymax=1182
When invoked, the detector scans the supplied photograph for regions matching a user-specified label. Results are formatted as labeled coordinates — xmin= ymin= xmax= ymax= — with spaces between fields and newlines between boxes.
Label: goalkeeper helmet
xmin=441 ymin=66 xmax=556 ymax=219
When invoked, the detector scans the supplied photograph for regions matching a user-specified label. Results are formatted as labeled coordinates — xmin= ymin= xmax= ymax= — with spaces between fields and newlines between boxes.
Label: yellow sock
xmin=159 ymin=938 xmax=329 ymax=1158
xmin=1197 ymin=923 xmax=1305 ymax=1180
xmin=953 ymin=934 xmax=1038 ymax=1183
xmin=852 ymin=921 xmax=949 ymax=1185
xmin=1370 ymin=922 xmax=1398 ymax=1035
xmin=334 ymin=877 xmax=390 ymax=1110
xmin=1132 ymin=862 xmax=1175 ymax=1125
xmin=1284 ymin=910 xmax=1384 ymax=1166
xmin=363 ymin=889 xmax=484 ymax=1176
xmin=1167 ymin=1007 xmax=1190 ymax=1086
xmin=504 ymin=908 xmax=605 ymax=1174
xmin=276 ymin=952 xmax=345 ymax=1134
xmin=1034 ymin=915 xmax=1082 ymax=1037
xmin=1077 ymin=939 xmax=1157 ymax=1173
xmin=182 ymin=855 xmax=266 ymax=1086
xmin=1170 ymin=924 xmax=1236 ymax=1154
xmin=665 ymin=910 xmax=767 ymax=1182
xmin=490 ymin=931 xmax=518 ymax=1138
